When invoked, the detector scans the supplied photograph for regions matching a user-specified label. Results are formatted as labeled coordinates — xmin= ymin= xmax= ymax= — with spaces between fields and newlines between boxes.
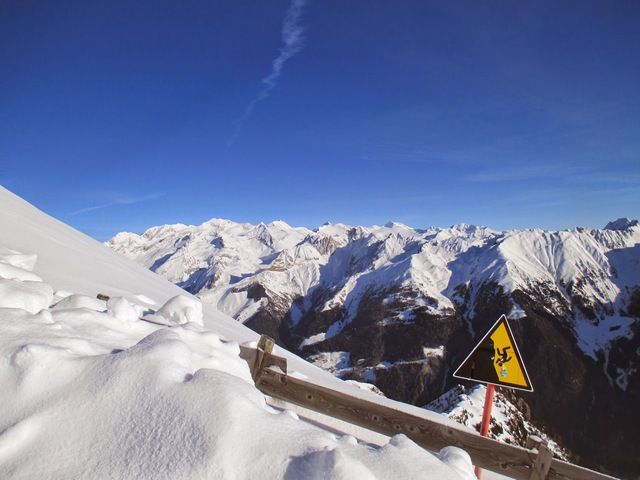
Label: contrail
xmin=228 ymin=0 xmax=308 ymax=146
xmin=72 ymin=192 xmax=165 ymax=215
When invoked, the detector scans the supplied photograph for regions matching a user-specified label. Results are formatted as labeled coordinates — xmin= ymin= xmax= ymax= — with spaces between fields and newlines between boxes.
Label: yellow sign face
xmin=453 ymin=315 xmax=533 ymax=392
xmin=489 ymin=321 xmax=529 ymax=388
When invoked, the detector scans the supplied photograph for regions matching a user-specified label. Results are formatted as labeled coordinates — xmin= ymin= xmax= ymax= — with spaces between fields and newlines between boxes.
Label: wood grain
xmin=244 ymin=342 xmax=618 ymax=480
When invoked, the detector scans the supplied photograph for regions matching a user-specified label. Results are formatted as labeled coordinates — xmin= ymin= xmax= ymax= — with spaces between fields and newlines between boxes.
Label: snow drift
xmin=0 ymin=185 xmax=476 ymax=479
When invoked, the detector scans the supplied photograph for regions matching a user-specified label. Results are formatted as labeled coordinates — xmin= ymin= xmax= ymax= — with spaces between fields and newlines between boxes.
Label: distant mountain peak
xmin=604 ymin=218 xmax=639 ymax=231
xmin=384 ymin=221 xmax=410 ymax=229
xmin=267 ymin=220 xmax=291 ymax=228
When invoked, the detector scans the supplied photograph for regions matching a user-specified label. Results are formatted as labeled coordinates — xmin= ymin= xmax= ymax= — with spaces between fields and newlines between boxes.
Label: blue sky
xmin=2 ymin=1 xmax=639 ymax=240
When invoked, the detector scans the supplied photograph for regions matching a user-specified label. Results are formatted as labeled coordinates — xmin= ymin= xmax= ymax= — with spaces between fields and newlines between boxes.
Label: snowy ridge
xmin=108 ymin=217 xmax=640 ymax=362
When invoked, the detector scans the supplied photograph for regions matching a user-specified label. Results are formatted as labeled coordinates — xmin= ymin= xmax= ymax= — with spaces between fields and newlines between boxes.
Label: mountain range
xmin=107 ymin=218 xmax=640 ymax=477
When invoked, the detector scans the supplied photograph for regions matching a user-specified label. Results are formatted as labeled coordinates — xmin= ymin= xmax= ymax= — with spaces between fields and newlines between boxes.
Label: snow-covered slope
xmin=0 ymin=186 xmax=476 ymax=479
xmin=108 ymin=214 xmax=640 ymax=477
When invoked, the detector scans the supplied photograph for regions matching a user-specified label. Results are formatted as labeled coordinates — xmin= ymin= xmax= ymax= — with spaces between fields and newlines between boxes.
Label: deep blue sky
xmin=2 ymin=1 xmax=639 ymax=240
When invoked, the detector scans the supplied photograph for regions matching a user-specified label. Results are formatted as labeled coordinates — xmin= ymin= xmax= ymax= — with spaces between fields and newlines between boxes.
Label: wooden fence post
xmin=527 ymin=435 xmax=553 ymax=480
xmin=251 ymin=335 xmax=275 ymax=382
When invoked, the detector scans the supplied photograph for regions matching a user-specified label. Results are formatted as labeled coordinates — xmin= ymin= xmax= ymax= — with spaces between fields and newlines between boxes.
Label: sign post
xmin=453 ymin=315 xmax=533 ymax=479
xmin=478 ymin=384 xmax=495 ymax=438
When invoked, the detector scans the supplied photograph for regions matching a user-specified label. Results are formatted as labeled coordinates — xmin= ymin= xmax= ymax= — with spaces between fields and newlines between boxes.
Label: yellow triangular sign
xmin=453 ymin=315 xmax=533 ymax=392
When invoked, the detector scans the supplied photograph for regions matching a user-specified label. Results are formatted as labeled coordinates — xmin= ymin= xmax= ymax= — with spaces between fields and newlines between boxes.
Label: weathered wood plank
xmin=242 ymin=341 xmax=618 ymax=480
xmin=256 ymin=358 xmax=535 ymax=479
xmin=548 ymin=459 xmax=618 ymax=480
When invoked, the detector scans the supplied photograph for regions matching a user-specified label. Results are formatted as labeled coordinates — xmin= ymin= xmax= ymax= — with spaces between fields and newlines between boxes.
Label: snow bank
xmin=154 ymin=294 xmax=204 ymax=326
xmin=107 ymin=296 xmax=141 ymax=324
xmin=0 ymin=277 xmax=53 ymax=314
xmin=0 ymin=250 xmax=469 ymax=479
xmin=0 ymin=186 xmax=474 ymax=479
xmin=51 ymin=293 xmax=107 ymax=311
xmin=438 ymin=446 xmax=476 ymax=480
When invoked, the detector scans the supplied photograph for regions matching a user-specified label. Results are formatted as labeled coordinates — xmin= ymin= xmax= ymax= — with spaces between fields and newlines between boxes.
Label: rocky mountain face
xmin=107 ymin=218 xmax=640 ymax=477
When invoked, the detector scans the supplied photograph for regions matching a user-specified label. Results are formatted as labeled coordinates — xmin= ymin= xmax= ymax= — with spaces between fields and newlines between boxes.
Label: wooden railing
xmin=240 ymin=335 xmax=618 ymax=480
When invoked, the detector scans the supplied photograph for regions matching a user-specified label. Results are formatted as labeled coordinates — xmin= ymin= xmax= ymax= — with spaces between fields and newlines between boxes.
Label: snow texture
xmin=0 ymin=185 xmax=473 ymax=479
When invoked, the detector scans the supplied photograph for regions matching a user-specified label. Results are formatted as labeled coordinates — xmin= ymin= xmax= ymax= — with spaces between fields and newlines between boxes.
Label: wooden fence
xmin=240 ymin=335 xmax=618 ymax=480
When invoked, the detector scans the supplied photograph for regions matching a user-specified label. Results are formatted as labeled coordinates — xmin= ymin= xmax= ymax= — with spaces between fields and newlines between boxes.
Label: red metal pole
xmin=475 ymin=383 xmax=495 ymax=479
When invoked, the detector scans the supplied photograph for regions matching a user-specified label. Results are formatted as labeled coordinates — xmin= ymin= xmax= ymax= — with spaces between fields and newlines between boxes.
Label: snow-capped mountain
xmin=107 ymin=217 xmax=640 ymax=477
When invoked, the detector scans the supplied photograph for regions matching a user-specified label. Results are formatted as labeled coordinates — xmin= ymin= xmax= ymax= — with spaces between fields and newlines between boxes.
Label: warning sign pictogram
xmin=453 ymin=315 xmax=533 ymax=392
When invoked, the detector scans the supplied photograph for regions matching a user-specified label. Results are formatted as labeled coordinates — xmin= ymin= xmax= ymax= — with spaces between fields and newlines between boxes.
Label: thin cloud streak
xmin=228 ymin=0 xmax=308 ymax=146
xmin=72 ymin=192 xmax=166 ymax=215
